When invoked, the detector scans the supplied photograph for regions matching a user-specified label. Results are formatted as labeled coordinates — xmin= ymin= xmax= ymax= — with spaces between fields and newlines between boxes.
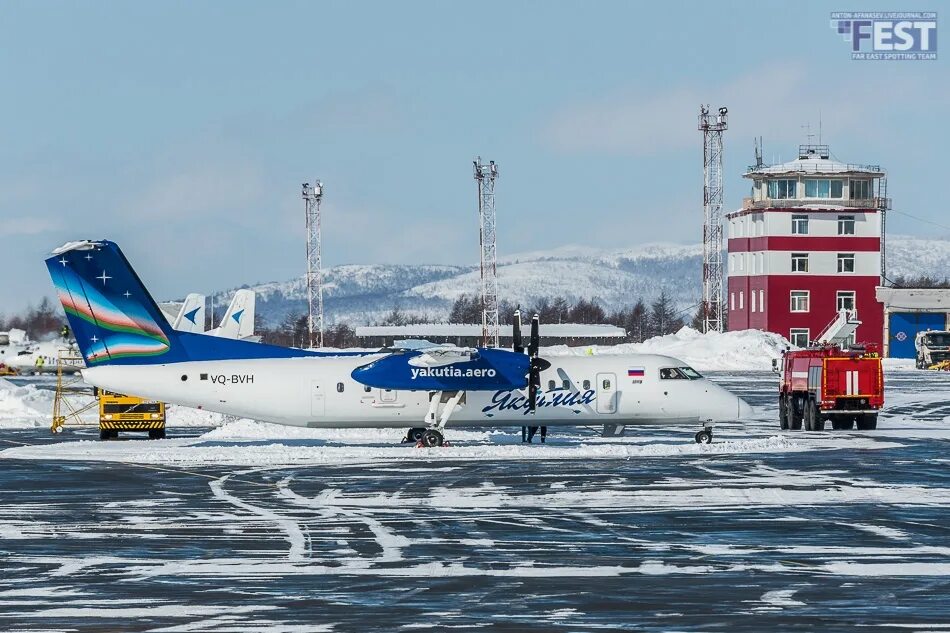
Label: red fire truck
xmin=777 ymin=345 xmax=884 ymax=431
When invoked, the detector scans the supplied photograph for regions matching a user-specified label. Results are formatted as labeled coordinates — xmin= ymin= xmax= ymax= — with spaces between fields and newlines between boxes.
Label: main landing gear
xmin=405 ymin=390 xmax=465 ymax=448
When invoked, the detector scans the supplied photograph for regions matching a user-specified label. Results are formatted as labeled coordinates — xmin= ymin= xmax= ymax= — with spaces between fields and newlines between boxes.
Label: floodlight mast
xmin=302 ymin=181 xmax=324 ymax=349
xmin=698 ymin=105 xmax=728 ymax=333
xmin=474 ymin=157 xmax=500 ymax=348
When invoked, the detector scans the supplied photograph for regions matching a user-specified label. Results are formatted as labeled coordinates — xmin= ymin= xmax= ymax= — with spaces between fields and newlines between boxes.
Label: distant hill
xmin=206 ymin=236 xmax=950 ymax=327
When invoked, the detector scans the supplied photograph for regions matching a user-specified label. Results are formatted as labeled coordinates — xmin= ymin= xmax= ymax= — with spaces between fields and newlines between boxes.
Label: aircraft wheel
xmin=405 ymin=427 xmax=426 ymax=443
xmin=694 ymin=429 xmax=713 ymax=444
xmin=421 ymin=429 xmax=444 ymax=448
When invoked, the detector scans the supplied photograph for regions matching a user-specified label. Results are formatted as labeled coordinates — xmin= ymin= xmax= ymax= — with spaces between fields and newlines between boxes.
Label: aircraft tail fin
xmin=46 ymin=240 xmax=182 ymax=366
xmin=46 ymin=240 xmax=323 ymax=366
xmin=213 ymin=290 xmax=255 ymax=340
xmin=172 ymin=293 xmax=207 ymax=334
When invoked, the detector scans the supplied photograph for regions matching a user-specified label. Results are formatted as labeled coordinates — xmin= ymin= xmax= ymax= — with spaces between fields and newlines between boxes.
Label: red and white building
xmin=726 ymin=144 xmax=885 ymax=348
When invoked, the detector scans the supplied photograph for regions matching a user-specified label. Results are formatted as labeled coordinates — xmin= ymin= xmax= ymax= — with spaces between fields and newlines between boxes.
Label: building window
xmin=837 ymin=253 xmax=856 ymax=273
xmin=768 ymin=179 xmax=797 ymax=199
xmin=838 ymin=215 xmax=855 ymax=235
xmin=751 ymin=291 xmax=756 ymax=313
xmin=805 ymin=178 xmax=843 ymax=198
xmin=791 ymin=214 xmax=809 ymax=235
xmin=850 ymin=179 xmax=871 ymax=199
xmin=837 ymin=291 xmax=856 ymax=311
xmin=789 ymin=328 xmax=810 ymax=348
xmin=730 ymin=292 xmax=735 ymax=311
xmin=791 ymin=252 xmax=809 ymax=272
xmin=759 ymin=289 xmax=765 ymax=313
xmin=790 ymin=290 xmax=810 ymax=312
xmin=739 ymin=291 xmax=744 ymax=310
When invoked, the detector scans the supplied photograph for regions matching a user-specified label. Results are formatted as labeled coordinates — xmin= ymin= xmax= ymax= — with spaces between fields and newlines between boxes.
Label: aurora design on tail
xmin=46 ymin=241 xmax=172 ymax=365
xmin=45 ymin=240 xmax=354 ymax=367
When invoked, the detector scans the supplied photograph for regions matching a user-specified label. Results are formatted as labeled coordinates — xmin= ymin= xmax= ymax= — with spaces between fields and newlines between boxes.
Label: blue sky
xmin=1 ymin=0 xmax=946 ymax=311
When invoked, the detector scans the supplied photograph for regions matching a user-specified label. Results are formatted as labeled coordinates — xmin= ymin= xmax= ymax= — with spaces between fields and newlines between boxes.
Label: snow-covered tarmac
xmin=1 ymin=368 xmax=949 ymax=631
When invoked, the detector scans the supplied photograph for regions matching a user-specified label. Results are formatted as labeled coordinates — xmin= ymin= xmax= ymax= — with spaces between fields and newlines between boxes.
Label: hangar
xmin=875 ymin=287 xmax=950 ymax=358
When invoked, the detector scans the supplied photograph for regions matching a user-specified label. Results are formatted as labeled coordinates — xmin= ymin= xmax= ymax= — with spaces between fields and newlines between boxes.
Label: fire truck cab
xmin=777 ymin=345 xmax=884 ymax=431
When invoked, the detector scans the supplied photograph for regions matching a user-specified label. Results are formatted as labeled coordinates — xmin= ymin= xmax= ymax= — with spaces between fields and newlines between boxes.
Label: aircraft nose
xmin=737 ymin=396 xmax=755 ymax=420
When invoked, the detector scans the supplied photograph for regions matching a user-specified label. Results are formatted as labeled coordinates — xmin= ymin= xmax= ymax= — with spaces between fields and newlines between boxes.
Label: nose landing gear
xmin=694 ymin=426 xmax=714 ymax=444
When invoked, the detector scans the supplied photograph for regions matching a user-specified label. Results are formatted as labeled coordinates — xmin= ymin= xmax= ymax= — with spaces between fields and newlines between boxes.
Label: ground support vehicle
xmin=778 ymin=345 xmax=884 ymax=432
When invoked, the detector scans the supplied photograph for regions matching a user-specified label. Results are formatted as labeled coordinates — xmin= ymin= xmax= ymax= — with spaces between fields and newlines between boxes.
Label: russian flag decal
xmin=627 ymin=367 xmax=645 ymax=377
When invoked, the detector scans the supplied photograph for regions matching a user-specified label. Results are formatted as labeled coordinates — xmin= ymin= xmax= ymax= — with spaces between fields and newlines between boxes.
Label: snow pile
xmin=0 ymin=379 xmax=56 ymax=428
xmin=202 ymin=419 xmax=502 ymax=443
xmin=165 ymin=406 xmax=227 ymax=427
xmin=543 ymin=327 xmax=789 ymax=371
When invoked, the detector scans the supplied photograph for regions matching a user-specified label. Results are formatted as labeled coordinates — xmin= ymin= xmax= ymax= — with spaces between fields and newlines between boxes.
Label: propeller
xmin=512 ymin=311 xmax=548 ymax=413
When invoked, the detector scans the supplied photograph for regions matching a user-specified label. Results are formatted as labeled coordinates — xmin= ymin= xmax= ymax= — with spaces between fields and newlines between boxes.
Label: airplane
xmin=208 ymin=289 xmax=258 ymax=341
xmin=45 ymin=240 xmax=753 ymax=445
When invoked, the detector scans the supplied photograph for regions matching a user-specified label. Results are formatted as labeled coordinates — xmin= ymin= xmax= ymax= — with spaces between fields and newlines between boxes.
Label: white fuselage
xmin=82 ymin=353 xmax=752 ymax=429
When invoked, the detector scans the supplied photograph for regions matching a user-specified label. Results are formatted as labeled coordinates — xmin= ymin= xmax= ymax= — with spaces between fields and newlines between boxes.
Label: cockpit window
xmin=659 ymin=367 xmax=688 ymax=380
xmin=679 ymin=366 xmax=703 ymax=380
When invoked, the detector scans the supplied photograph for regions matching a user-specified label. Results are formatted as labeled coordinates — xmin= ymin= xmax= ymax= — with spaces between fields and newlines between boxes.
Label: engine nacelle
xmin=351 ymin=347 xmax=529 ymax=391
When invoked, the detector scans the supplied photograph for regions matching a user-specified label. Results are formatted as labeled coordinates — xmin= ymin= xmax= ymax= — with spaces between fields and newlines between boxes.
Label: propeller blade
xmin=513 ymin=310 xmax=523 ymax=354
xmin=529 ymin=314 xmax=540 ymax=358
xmin=527 ymin=313 xmax=541 ymax=413
xmin=528 ymin=374 xmax=537 ymax=413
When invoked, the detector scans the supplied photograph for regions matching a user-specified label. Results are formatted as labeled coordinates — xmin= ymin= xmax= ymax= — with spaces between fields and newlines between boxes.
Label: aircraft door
xmin=596 ymin=372 xmax=617 ymax=414
xmin=311 ymin=380 xmax=325 ymax=417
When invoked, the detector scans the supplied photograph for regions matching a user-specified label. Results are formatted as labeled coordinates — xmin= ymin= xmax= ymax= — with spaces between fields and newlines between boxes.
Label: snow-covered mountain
xmin=218 ymin=236 xmax=950 ymax=327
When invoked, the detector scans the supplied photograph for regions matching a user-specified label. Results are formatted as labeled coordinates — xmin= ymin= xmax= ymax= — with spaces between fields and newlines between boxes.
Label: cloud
xmin=540 ymin=61 xmax=946 ymax=157
xmin=0 ymin=217 xmax=57 ymax=237
xmin=126 ymin=160 xmax=266 ymax=222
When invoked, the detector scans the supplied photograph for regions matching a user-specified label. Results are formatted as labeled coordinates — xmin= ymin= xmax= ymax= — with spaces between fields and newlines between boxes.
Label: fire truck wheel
xmin=779 ymin=397 xmax=788 ymax=430
xmin=805 ymin=400 xmax=824 ymax=431
xmin=99 ymin=430 xmax=111 ymax=441
xmin=856 ymin=414 xmax=878 ymax=431
xmin=790 ymin=397 xmax=803 ymax=430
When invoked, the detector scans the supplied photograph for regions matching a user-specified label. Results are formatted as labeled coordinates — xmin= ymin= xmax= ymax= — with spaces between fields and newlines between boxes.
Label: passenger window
xmin=337 ymin=382 xmax=344 ymax=393
xmin=602 ymin=379 xmax=611 ymax=390
xmin=548 ymin=380 xmax=556 ymax=390
xmin=562 ymin=379 xmax=570 ymax=389
xmin=583 ymin=380 xmax=591 ymax=390
xmin=364 ymin=385 xmax=372 ymax=393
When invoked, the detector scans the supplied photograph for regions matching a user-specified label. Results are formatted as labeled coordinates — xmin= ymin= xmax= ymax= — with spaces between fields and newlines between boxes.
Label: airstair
xmin=51 ymin=353 xmax=97 ymax=434
xmin=815 ymin=309 xmax=861 ymax=347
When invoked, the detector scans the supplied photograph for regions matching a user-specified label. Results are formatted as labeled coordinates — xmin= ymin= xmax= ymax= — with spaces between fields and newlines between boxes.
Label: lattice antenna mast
xmin=474 ymin=157 xmax=500 ymax=348
xmin=302 ymin=181 xmax=324 ymax=349
xmin=698 ymin=105 xmax=728 ymax=333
